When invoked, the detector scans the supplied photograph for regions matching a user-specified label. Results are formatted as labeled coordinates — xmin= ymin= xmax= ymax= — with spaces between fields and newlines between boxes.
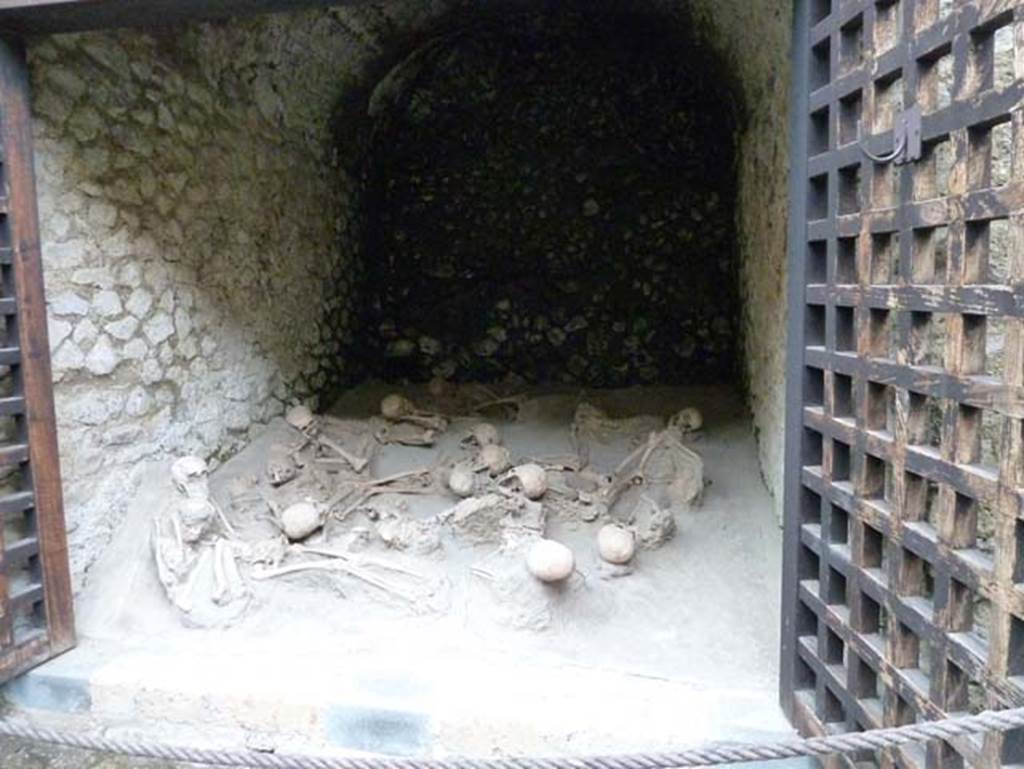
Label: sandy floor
xmin=52 ymin=384 xmax=790 ymax=755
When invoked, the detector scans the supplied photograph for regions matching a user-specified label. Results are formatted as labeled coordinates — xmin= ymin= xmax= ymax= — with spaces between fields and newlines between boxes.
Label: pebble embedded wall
xmin=27 ymin=0 xmax=793 ymax=589
xmin=357 ymin=3 xmax=742 ymax=388
xmin=27 ymin=4 xmax=450 ymax=587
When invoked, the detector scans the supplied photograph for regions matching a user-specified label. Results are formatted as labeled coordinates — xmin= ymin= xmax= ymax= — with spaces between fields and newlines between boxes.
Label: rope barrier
xmin=2 ymin=707 xmax=1023 ymax=768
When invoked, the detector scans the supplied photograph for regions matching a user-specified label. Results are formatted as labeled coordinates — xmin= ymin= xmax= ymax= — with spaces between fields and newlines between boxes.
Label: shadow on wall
xmin=336 ymin=0 xmax=745 ymax=390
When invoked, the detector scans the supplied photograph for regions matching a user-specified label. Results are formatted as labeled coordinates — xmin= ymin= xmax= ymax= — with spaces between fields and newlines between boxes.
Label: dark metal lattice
xmin=782 ymin=1 xmax=1024 ymax=767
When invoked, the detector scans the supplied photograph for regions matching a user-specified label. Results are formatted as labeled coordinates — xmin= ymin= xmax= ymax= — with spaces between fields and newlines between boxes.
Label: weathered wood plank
xmin=805 ymin=347 xmax=1024 ymax=418
xmin=0 ymin=345 xmax=20 ymax=365
xmin=0 ymin=465 xmax=10 ymax=650
xmin=806 ymin=283 xmax=1024 ymax=315
xmin=0 ymin=633 xmax=47 ymax=678
xmin=8 ymin=583 xmax=43 ymax=612
xmin=2 ymin=535 xmax=39 ymax=565
xmin=0 ymin=36 xmax=75 ymax=668
xmin=0 ymin=443 xmax=28 ymax=466
xmin=0 ymin=489 xmax=33 ymax=515
xmin=0 ymin=394 xmax=25 ymax=415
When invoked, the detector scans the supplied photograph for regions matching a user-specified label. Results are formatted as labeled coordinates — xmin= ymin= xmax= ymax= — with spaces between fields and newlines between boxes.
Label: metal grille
xmin=0 ymin=37 xmax=74 ymax=683
xmin=782 ymin=1 xmax=1024 ymax=767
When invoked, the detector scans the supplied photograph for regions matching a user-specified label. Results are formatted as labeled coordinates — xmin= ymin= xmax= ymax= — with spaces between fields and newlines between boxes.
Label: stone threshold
xmin=2 ymin=635 xmax=809 ymax=763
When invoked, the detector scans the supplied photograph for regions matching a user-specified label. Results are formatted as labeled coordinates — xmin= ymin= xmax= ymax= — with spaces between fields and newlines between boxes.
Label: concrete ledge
xmin=324 ymin=706 xmax=430 ymax=756
xmin=3 ymin=672 xmax=92 ymax=715
xmin=0 ymin=637 xmax=808 ymax=763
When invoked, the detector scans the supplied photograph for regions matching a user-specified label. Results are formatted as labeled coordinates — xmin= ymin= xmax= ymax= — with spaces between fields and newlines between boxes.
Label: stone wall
xmin=27 ymin=4 xmax=450 ymax=587
xmin=686 ymin=0 xmax=794 ymax=517
xmin=355 ymin=2 xmax=742 ymax=387
xmin=27 ymin=0 xmax=794 ymax=588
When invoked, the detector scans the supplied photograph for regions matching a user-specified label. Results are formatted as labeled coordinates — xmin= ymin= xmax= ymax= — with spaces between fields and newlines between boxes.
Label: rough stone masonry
xmin=25 ymin=0 xmax=792 ymax=590
xmin=356 ymin=3 xmax=741 ymax=387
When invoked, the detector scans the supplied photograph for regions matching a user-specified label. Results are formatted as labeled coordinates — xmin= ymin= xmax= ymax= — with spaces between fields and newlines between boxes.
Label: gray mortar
xmin=26 ymin=0 xmax=794 ymax=590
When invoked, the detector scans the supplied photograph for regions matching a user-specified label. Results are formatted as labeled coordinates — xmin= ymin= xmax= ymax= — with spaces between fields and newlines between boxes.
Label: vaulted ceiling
xmin=0 ymin=0 xmax=367 ymax=34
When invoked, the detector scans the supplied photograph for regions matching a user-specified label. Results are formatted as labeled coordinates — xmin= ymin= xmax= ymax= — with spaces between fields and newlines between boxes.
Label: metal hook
xmin=858 ymin=104 xmax=921 ymax=166
xmin=860 ymin=131 xmax=908 ymax=164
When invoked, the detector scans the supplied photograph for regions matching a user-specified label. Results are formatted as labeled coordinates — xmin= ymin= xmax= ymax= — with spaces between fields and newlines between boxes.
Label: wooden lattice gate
xmin=0 ymin=37 xmax=74 ymax=683
xmin=782 ymin=0 xmax=1024 ymax=767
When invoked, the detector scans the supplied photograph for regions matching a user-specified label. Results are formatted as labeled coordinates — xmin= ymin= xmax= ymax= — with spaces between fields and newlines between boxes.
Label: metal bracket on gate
xmin=860 ymin=104 xmax=921 ymax=165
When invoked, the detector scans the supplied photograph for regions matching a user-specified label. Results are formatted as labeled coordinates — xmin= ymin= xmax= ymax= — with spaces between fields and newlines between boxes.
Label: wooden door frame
xmin=781 ymin=0 xmax=811 ymax=732
xmin=0 ymin=34 xmax=74 ymax=682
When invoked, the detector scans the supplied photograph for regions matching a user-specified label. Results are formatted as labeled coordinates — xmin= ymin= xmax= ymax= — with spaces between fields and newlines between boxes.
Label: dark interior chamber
xmin=342 ymin=2 xmax=742 ymax=390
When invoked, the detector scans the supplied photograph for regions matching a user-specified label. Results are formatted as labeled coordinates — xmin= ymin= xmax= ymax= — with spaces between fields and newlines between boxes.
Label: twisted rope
xmin=1 ymin=707 xmax=1023 ymax=768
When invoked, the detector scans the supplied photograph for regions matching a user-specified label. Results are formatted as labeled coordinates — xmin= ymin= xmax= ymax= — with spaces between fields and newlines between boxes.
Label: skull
xmin=526 ymin=539 xmax=575 ymax=583
xmin=668 ymin=407 xmax=703 ymax=434
xmin=265 ymin=449 xmax=298 ymax=487
xmin=480 ymin=444 xmax=512 ymax=475
xmin=171 ymin=456 xmax=210 ymax=499
xmin=463 ymin=422 xmax=500 ymax=447
xmin=504 ymin=463 xmax=548 ymax=500
xmin=381 ymin=393 xmax=415 ymax=420
xmin=285 ymin=404 xmax=317 ymax=434
xmin=178 ymin=497 xmax=216 ymax=544
xmin=447 ymin=463 xmax=476 ymax=498
xmin=597 ymin=524 xmax=635 ymax=565
xmin=427 ymin=377 xmax=454 ymax=399
xmin=280 ymin=501 xmax=322 ymax=542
